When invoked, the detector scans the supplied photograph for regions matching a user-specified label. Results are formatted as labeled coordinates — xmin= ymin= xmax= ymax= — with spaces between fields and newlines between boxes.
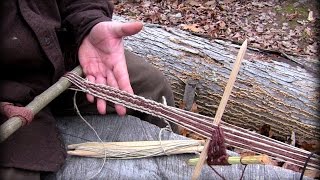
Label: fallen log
xmin=114 ymin=16 xmax=320 ymax=143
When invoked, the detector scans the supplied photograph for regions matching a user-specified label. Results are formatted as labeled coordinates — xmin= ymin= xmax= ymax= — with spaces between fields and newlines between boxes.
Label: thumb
xmin=112 ymin=22 xmax=143 ymax=38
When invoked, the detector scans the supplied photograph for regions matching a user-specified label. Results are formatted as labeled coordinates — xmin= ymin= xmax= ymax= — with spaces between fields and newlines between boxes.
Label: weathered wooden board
xmin=112 ymin=16 xmax=320 ymax=143
xmin=43 ymin=115 xmax=310 ymax=180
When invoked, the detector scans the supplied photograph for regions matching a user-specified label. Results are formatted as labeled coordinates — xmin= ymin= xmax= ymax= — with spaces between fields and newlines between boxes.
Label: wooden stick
xmin=0 ymin=66 xmax=83 ymax=142
xmin=188 ymin=155 xmax=272 ymax=166
xmin=191 ymin=39 xmax=248 ymax=180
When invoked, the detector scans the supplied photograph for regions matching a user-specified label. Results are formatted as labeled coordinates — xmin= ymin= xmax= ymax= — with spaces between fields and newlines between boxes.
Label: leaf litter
xmin=113 ymin=0 xmax=319 ymax=59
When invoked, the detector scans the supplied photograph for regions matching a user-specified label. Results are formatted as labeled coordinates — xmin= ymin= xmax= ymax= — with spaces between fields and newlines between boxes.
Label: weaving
xmin=63 ymin=72 xmax=320 ymax=171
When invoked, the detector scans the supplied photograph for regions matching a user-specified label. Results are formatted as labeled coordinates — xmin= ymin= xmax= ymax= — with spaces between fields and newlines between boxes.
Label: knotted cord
xmin=63 ymin=72 xmax=320 ymax=171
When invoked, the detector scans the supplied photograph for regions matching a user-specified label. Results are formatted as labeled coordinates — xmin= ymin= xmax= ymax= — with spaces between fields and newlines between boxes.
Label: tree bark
xmin=116 ymin=17 xmax=320 ymax=142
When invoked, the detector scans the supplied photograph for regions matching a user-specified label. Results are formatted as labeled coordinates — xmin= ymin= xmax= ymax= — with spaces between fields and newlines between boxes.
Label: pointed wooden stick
xmin=191 ymin=40 xmax=248 ymax=180
xmin=0 ymin=66 xmax=83 ymax=142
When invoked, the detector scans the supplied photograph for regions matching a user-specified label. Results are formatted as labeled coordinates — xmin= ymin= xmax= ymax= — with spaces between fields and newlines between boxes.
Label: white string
xmin=69 ymin=140 xmax=203 ymax=159
xmin=69 ymin=92 xmax=201 ymax=160
xmin=158 ymin=96 xmax=173 ymax=155
xmin=72 ymin=91 xmax=107 ymax=179
xmin=161 ymin=96 xmax=173 ymax=132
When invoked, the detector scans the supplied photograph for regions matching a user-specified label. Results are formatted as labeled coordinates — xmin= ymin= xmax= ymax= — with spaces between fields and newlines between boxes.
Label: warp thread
xmin=0 ymin=102 xmax=34 ymax=125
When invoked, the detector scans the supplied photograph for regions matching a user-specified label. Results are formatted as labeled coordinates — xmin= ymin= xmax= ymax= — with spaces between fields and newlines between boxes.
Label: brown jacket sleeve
xmin=59 ymin=0 xmax=114 ymax=47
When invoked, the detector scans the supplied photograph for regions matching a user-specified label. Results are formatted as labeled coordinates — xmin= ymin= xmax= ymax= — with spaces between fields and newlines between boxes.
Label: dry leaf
xmin=308 ymin=11 xmax=315 ymax=21
xmin=259 ymin=124 xmax=272 ymax=137
xmin=218 ymin=21 xmax=226 ymax=30
xmin=187 ymin=0 xmax=200 ymax=7
xmin=282 ymin=162 xmax=300 ymax=172
xmin=298 ymin=140 xmax=320 ymax=152
xmin=303 ymin=169 xmax=320 ymax=179
xmin=190 ymin=103 xmax=199 ymax=113
xmin=304 ymin=27 xmax=312 ymax=36
xmin=181 ymin=24 xmax=203 ymax=33
xmin=256 ymin=25 xmax=264 ymax=33
xmin=204 ymin=0 xmax=216 ymax=7
xmin=233 ymin=32 xmax=241 ymax=38
xmin=286 ymin=11 xmax=298 ymax=21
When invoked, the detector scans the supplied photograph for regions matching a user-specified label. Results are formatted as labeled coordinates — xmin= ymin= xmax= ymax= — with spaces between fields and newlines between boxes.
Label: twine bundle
xmin=68 ymin=140 xmax=204 ymax=159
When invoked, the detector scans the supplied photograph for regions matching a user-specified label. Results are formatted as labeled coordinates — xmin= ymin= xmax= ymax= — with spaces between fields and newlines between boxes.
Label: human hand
xmin=78 ymin=21 xmax=143 ymax=115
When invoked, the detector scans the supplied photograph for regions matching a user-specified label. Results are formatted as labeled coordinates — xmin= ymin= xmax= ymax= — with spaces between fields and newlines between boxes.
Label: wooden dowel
xmin=0 ymin=66 xmax=83 ymax=142
xmin=191 ymin=39 xmax=248 ymax=180
xmin=188 ymin=155 xmax=271 ymax=166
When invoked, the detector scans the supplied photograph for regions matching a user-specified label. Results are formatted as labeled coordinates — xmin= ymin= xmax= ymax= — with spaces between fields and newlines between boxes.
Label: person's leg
xmin=125 ymin=50 xmax=178 ymax=132
xmin=0 ymin=108 xmax=66 ymax=179
xmin=0 ymin=167 xmax=40 ymax=180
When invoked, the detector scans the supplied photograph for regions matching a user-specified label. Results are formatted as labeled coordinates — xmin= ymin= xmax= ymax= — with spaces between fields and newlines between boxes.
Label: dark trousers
xmin=0 ymin=167 xmax=40 ymax=180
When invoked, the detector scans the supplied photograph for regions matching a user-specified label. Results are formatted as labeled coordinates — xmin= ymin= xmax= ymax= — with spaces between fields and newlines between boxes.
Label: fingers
xmin=114 ymin=59 xmax=134 ymax=116
xmin=106 ymin=70 xmax=128 ymax=116
xmin=95 ymin=76 xmax=107 ymax=115
xmin=84 ymin=62 xmax=132 ymax=116
xmin=112 ymin=22 xmax=143 ymax=38
xmin=86 ymin=75 xmax=95 ymax=103
xmin=86 ymin=75 xmax=107 ymax=115
xmin=112 ymin=54 xmax=134 ymax=95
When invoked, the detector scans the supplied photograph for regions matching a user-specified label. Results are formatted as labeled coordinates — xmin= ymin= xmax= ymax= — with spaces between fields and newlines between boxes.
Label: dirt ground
xmin=114 ymin=0 xmax=319 ymax=59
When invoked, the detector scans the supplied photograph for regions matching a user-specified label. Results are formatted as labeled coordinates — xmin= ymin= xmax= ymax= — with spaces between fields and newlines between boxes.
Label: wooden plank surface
xmin=44 ymin=115 xmax=310 ymax=180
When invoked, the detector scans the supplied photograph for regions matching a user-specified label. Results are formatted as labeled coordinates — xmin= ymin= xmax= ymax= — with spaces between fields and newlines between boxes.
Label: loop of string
xmin=158 ymin=96 xmax=173 ymax=156
xmin=0 ymin=102 xmax=34 ymax=125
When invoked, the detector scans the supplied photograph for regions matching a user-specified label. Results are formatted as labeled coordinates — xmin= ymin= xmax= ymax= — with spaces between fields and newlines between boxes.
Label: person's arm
xmin=59 ymin=0 xmax=114 ymax=47
xmin=59 ymin=0 xmax=143 ymax=115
